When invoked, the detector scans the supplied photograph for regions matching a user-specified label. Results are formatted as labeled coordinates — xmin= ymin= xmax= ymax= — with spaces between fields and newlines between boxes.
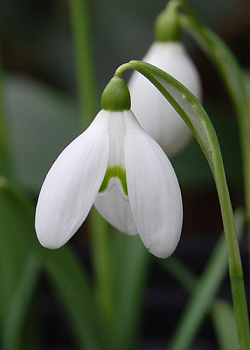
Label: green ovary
xmin=99 ymin=165 xmax=128 ymax=196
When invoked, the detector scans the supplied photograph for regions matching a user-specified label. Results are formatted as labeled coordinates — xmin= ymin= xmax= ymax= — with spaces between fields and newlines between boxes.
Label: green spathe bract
xmin=99 ymin=165 xmax=128 ymax=196
xmin=154 ymin=1 xmax=181 ymax=42
xmin=101 ymin=76 xmax=131 ymax=111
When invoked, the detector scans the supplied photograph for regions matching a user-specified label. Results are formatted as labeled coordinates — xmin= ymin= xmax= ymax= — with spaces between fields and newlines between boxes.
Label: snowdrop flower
xmin=128 ymin=2 xmax=202 ymax=156
xmin=35 ymin=76 xmax=183 ymax=258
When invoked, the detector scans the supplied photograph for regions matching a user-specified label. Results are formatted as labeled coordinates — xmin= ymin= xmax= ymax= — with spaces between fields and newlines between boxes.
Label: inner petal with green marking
xmin=98 ymin=164 xmax=128 ymax=200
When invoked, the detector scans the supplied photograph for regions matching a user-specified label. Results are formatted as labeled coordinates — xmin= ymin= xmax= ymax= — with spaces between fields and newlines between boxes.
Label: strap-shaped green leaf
xmin=0 ymin=178 xmax=113 ymax=350
xmin=212 ymin=300 xmax=239 ymax=350
xmin=0 ymin=178 xmax=41 ymax=349
xmin=111 ymin=232 xmax=149 ymax=349
xmin=167 ymin=209 xmax=244 ymax=350
xmin=2 ymin=255 xmax=40 ymax=350
xmin=178 ymin=6 xmax=250 ymax=235
xmin=42 ymin=246 xmax=113 ymax=350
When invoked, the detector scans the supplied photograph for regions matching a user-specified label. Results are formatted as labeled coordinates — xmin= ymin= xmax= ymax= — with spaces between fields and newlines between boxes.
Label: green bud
xmin=101 ymin=76 xmax=131 ymax=111
xmin=154 ymin=1 xmax=181 ymax=42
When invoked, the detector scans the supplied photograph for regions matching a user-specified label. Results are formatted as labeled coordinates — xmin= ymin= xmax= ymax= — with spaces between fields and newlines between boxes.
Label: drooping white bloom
xmin=35 ymin=100 xmax=183 ymax=258
xmin=128 ymin=41 xmax=202 ymax=155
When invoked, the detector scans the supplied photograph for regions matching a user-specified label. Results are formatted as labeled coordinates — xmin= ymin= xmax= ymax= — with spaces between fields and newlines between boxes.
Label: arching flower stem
xmin=115 ymin=60 xmax=250 ymax=349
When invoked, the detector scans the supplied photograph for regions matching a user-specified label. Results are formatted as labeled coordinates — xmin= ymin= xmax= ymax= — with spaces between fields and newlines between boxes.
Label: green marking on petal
xmin=99 ymin=165 xmax=128 ymax=196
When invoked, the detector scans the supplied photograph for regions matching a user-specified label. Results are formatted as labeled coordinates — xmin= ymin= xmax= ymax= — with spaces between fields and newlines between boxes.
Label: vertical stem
xmin=238 ymin=83 xmax=250 ymax=231
xmin=69 ymin=0 xmax=115 ymax=329
xmin=214 ymin=147 xmax=250 ymax=349
xmin=69 ymin=0 xmax=98 ymax=128
xmin=0 ymin=50 xmax=12 ymax=178
xmin=90 ymin=208 xmax=116 ymax=330
xmin=176 ymin=11 xmax=250 ymax=345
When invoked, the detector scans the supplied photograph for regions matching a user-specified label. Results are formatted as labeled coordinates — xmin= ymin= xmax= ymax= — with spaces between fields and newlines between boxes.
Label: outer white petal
xmin=128 ymin=41 xmax=202 ymax=155
xmin=35 ymin=110 xmax=110 ymax=248
xmin=94 ymin=185 xmax=138 ymax=235
xmin=124 ymin=110 xmax=183 ymax=258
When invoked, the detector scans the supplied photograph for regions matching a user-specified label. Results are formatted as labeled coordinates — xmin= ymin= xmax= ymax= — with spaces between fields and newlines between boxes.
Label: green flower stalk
xmin=118 ymin=56 xmax=250 ymax=350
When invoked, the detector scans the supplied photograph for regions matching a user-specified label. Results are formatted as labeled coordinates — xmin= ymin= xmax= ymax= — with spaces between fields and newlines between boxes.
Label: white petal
xmin=35 ymin=110 xmax=110 ymax=248
xmin=124 ymin=110 xmax=183 ymax=258
xmin=94 ymin=185 xmax=138 ymax=235
xmin=128 ymin=42 xmax=202 ymax=155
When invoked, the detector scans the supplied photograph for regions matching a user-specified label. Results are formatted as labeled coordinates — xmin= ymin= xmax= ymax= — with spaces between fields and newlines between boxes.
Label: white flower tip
xmin=35 ymin=215 xmax=70 ymax=250
xmin=142 ymin=206 xmax=183 ymax=259
xmin=36 ymin=234 xmax=60 ymax=250
xmin=146 ymin=230 xmax=182 ymax=259
xmin=34 ymin=191 xmax=79 ymax=250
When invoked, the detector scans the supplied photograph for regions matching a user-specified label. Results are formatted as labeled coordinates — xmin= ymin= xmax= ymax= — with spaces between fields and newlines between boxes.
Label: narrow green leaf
xmin=160 ymin=255 xmax=196 ymax=293
xmin=0 ymin=178 xmax=37 ymax=326
xmin=212 ymin=300 xmax=238 ymax=350
xmin=168 ymin=209 xmax=245 ymax=350
xmin=179 ymin=8 xmax=250 ymax=238
xmin=4 ymin=75 xmax=80 ymax=193
xmin=0 ymin=54 xmax=12 ymax=178
xmin=0 ymin=178 xmax=112 ymax=350
xmin=112 ymin=233 xmax=149 ymax=350
xmin=179 ymin=13 xmax=244 ymax=112
xmin=0 ymin=178 xmax=42 ymax=349
xmin=43 ymin=246 xmax=114 ymax=350
xmin=2 ymin=255 xmax=40 ymax=350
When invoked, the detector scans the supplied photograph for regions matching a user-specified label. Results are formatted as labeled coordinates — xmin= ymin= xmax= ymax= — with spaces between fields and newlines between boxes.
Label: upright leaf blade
xmin=2 ymin=255 xmax=40 ymax=350
xmin=179 ymin=9 xmax=250 ymax=232
xmin=112 ymin=233 xmax=149 ymax=350
xmin=212 ymin=300 xmax=238 ymax=350
xmin=42 ymin=246 xmax=114 ymax=350
xmin=0 ymin=178 xmax=113 ymax=350
xmin=0 ymin=178 xmax=42 ymax=349
xmin=168 ymin=209 xmax=245 ymax=350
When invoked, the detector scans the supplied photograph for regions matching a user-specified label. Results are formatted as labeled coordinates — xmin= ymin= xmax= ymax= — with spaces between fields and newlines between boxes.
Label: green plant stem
xmin=69 ymin=0 xmax=98 ymax=128
xmin=214 ymin=157 xmax=250 ymax=349
xmin=179 ymin=13 xmax=250 ymax=345
xmin=179 ymin=8 xmax=250 ymax=238
xmin=116 ymin=60 xmax=250 ymax=349
xmin=69 ymin=0 xmax=115 ymax=329
xmin=0 ymin=50 xmax=12 ymax=177
xmin=89 ymin=208 xmax=116 ymax=330
xmin=170 ymin=5 xmax=250 ymax=345
xmin=167 ymin=209 xmax=244 ymax=350
xmin=113 ymin=234 xmax=149 ymax=350
xmin=194 ymin=75 xmax=250 ymax=349
xmin=237 ymin=82 xmax=250 ymax=231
